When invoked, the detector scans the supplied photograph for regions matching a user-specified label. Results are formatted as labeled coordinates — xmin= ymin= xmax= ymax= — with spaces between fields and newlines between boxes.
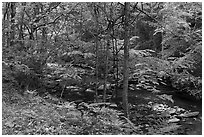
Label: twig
xmin=60 ymin=84 xmax=66 ymax=99
xmin=89 ymin=102 xmax=112 ymax=107
xmin=121 ymin=116 xmax=139 ymax=132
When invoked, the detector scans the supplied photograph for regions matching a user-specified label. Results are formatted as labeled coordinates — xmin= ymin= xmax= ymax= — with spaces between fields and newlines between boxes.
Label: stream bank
xmin=51 ymin=86 xmax=202 ymax=135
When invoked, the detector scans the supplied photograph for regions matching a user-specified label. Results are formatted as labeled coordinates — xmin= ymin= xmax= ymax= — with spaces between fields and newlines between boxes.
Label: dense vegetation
xmin=2 ymin=2 xmax=202 ymax=135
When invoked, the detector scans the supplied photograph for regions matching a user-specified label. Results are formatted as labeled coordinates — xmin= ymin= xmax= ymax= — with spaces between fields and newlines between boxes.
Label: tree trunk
xmin=29 ymin=28 xmax=35 ymax=40
xmin=93 ymin=4 xmax=99 ymax=103
xmin=103 ymin=39 xmax=110 ymax=102
xmin=3 ymin=3 xmax=10 ymax=47
xmin=94 ymin=38 xmax=99 ymax=103
xmin=114 ymin=38 xmax=119 ymax=99
xmin=41 ymin=5 xmax=47 ymax=47
xmin=122 ymin=2 xmax=130 ymax=118
xmin=10 ymin=2 xmax=16 ymax=46
xmin=18 ymin=2 xmax=26 ymax=46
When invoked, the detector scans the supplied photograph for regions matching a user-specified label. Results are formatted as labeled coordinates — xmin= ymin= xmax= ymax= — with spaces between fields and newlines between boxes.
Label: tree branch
xmin=33 ymin=3 xmax=79 ymax=30
xmin=134 ymin=5 xmax=158 ymax=23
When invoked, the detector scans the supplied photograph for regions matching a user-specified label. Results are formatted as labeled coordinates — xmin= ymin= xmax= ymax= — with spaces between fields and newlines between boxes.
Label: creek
xmin=126 ymin=89 xmax=202 ymax=135
xmin=51 ymin=86 xmax=202 ymax=135
xmin=172 ymin=95 xmax=202 ymax=135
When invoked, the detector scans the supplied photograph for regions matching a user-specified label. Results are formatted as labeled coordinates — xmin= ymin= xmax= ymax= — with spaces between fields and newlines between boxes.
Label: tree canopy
xmin=2 ymin=2 xmax=202 ymax=135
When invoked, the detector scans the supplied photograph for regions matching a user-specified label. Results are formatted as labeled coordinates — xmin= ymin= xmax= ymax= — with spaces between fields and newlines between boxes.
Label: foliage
xmin=160 ymin=2 xmax=202 ymax=59
xmin=128 ymin=56 xmax=172 ymax=92
xmin=2 ymin=2 xmax=202 ymax=135
xmin=170 ymin=72 xmax=202 ymax=100
xmin=148 ymin=123 xmax=181 ymax=135
xmin=2 ymin=84 xmax=137 ymax=135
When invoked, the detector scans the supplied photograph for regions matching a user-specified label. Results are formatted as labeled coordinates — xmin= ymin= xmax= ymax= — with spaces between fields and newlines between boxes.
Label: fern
xmin=155 ymin=123 xmax=181 ymax=134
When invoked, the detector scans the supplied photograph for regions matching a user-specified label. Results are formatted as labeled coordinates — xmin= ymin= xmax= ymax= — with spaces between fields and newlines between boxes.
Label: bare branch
xmin=33 ymin=3 xmax=80 ymax=30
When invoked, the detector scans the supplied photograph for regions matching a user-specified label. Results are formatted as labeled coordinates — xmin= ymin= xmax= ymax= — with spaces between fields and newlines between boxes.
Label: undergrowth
xmin=2 ymin=82 xmax=140 ymax=135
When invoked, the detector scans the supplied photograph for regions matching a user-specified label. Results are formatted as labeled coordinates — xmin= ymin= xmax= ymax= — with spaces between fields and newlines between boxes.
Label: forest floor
xmin=2 ymin=82 xmax=133 ymax=135
xmin=2 ymin=81 xmax=202 ymax=135
xmin=2 ymin=83 xmax=68 ymax=135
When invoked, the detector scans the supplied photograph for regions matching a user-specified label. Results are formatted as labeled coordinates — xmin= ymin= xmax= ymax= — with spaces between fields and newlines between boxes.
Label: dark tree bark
xmin=18 ymin=2 xmax=26 ymax=46
xmin=94 ymin=36 xmax=99 ymax=103
xmin=103 ymin=39 xmax=110 ymax=102
xmin=3 ymin=3 xmax=10 ymax=47
xmin=113 ymin=38 xmax=119 ymax=99
xmin=41 ymin=5 xmax=47 ymax=47
xmin=10 ymin=2 xmax=16 ymax=46
xmin=93 ymin=4 xmax=100 ymax=103
xmin=122 ymin=2 xmax=130 ymax=118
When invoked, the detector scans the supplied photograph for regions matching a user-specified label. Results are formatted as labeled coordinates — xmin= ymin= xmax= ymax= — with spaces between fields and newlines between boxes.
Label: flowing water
xmin=58 ymin=87 xmax=202 ymax=135
xmin=172 ymin=95 xmax=202 ymax=135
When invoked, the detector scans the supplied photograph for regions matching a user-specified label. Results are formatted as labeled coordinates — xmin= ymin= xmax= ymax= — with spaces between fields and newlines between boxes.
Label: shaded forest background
xmin=2 ymin=2 xmax=202 ymax=135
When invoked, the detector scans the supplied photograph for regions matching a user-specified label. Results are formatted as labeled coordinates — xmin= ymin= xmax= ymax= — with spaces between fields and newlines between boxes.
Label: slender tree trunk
xmin=29 ymin=28 xmax=35 ymax=40
xmin=161 ymin=32 xmax=164 ymax=59
xmin=41 ymin=15 xmax=47 ymax=54
xmin=41 ymin=4 xmax=47 ymax=47
xmin=103 ymin=39 xmax=110 ymax=102
xmin=18 ymin=3 xmax=26 ymax=46
xmin=42 ymin=24 xmax=47 ymax=43
xmin=122 ymin=2 xmax=130 ymax=118
xmin=4 ymin=3 xmax=10 ymax=47
xmin=19 ymin=24 xmax=24 ymax=43
xmin=112 ymin=38 xmax=116 ymax=99
xmin=93 ymin=4 xmax=99 ymax=103
xmin=10 ymin=2 xmax=16 ymax=46
xmin=114 ymin=38 xmax=119 ymax=99
xmin=95 ymin=38 xmax=99 ymax=103
xmin=111 ymin=38 xmax=119 ymax=100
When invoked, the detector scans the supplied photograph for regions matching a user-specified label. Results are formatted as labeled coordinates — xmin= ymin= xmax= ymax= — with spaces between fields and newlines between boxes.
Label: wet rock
xmin=66 ymin=86 xmax=81 ymax=92
xmin=109 ymin=103 xmax=118 ymax=108
xmin=167 ymin=117 xmax=180 ymax=123
xmin=152 ymin=103 xmax=168 ymax=111
xmin=168 ymin=108 xmax=177 ymax=115
xmin=98 ymin=84 xmax=111 ymax=90
xmin=157 ymin=94 xmax=174 ymax=103
xmin=85 ymin=88 xmax=95 ymax=93
xmin=174 ymin=106 xmax=185 ymax=113
xmin=160 ymin=112 xmax=171 ymax=117
xmin=177 ymin=111 xmax=199 ymax=118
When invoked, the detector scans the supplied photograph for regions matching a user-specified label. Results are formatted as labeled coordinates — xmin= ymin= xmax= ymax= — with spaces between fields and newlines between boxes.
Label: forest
xmin=2 ymin=2 xmax=202 ymax=135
